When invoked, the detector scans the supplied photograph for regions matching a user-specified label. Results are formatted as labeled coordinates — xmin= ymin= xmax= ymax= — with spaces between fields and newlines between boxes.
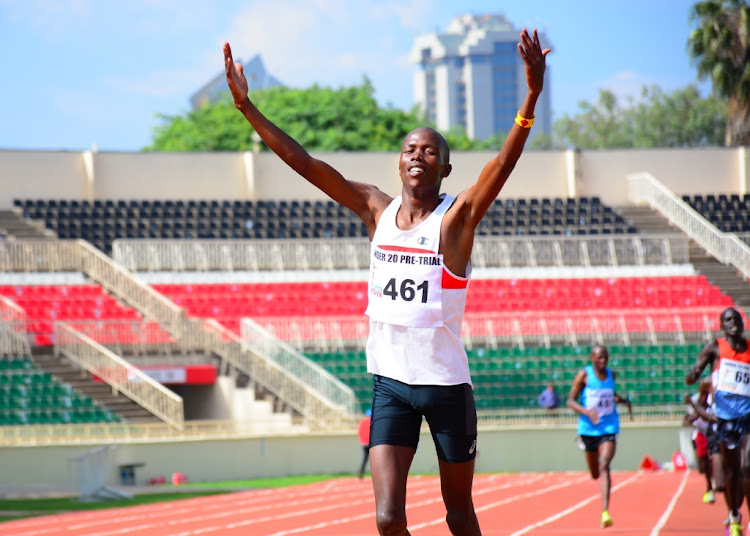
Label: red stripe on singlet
xmin=377 ymin=245 xmax=436 ymax=254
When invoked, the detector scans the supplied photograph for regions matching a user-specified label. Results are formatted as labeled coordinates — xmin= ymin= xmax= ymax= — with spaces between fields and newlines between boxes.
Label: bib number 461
xmin=383 ymin=278 xmax=428 ymax=303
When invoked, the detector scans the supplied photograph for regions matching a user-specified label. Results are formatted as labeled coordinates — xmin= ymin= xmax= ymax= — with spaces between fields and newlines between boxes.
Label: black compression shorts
xmin=369 ymin=374 xmax=478 ymax=463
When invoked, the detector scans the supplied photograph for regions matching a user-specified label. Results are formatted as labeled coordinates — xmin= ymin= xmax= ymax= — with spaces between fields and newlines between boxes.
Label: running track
xmin=0 ymin=470 xmax=731 ymax=536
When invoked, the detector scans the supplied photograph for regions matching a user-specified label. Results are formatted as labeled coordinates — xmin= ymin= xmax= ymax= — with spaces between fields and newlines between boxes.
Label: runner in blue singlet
xmin=567 ymin=344 xmax=632 ymax=529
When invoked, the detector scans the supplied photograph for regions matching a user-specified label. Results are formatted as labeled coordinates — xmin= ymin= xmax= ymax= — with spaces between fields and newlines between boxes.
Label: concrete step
xmin=30 ymin=351 xmax=161 ymax=423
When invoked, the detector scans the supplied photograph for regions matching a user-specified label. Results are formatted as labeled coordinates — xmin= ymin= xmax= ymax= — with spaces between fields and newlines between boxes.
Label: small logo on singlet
xmin=469 ymin=440 xmax=476 ymax=454
xmin=417 ymin=236 xmax=428 ymax=245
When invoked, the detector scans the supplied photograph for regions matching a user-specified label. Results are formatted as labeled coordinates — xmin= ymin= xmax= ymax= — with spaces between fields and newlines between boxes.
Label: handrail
xmin=627 ymin=172 xmax=750 ymax=281
xmin=204 ymin=319 xmax=358 ymax=428
xmin=55 ymin=322 xmax=184 ymax=429
xmin=0 ymin=240 xmax=359 ymax=428
xmin=0 ymin=298 xmax=30 ymax=357
xmin=239 ymin=318 xmax=358 ymax=417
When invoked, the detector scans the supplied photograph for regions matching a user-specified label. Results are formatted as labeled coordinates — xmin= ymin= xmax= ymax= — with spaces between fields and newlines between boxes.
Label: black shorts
xmin=578 ymin=434 xmax=617 ymax=453
xmin=706 ymin=423 xmax=720 ymax=455
xmin=370 ymin=374 xmax=478 ymax=463
xmin=716 ymin=414 xmax=750 ymax=450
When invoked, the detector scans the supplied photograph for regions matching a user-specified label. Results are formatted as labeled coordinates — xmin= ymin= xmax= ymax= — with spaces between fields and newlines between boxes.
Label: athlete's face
xmin=590 ymin=346 xmax=609 ymax=371
xmin=721 ymin=308 xmax=744 ymax=337
xmin=398 ymin=128 xmax=451 ymax=193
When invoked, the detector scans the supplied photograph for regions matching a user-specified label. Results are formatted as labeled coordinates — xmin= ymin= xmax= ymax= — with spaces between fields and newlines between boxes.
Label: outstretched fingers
xmin=518 ymin=28 xmax=549 ymax=93
xmin=223 ymin=41 xmax=249 ymax=103
xmin=223 ymin=42 xmax=233 ymax=71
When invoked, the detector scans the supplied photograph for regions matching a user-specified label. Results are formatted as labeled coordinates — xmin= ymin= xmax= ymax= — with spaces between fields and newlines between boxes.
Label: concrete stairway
xmin=616 ymin=204 xmax=750 ymax=313
xmin=0 ymin=209 xmax=55 ymax=240
xmin=30 ymin=347 xmax=161 ymax=423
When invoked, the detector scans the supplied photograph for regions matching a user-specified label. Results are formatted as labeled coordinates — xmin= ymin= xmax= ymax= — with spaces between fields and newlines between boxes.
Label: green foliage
xmin=146 ymin=79 xmax=517 ymax=153
xmin=146 ymin=78 xmax=427 ymax=153
xmin=688 ymin=0 xmax=750 ymax=145
xmin=553 ymin=85 xmax=727 ymax=149
xmin=145 ymin=98 xmax=256 ymax=152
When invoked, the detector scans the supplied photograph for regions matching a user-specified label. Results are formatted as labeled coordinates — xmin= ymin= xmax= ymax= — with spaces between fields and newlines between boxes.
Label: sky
xmin=0 ymin=0 xmax=710 ymax=152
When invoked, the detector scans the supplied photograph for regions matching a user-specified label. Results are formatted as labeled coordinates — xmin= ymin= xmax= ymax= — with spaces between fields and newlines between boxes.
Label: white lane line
xmin=263 ymin=473 xmax=551 ymax=536
xmin=507 ymin=471 xmax=643 ymax=536
xmin=409 ymin=474 xmax=592 ymax=531
xmin=649 ymin=469 xmax=691 ymax=536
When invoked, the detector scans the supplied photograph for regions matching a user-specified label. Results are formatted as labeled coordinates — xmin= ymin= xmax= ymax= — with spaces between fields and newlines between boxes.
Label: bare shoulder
xmin=349 ymin=181 xmax=393 ymax=224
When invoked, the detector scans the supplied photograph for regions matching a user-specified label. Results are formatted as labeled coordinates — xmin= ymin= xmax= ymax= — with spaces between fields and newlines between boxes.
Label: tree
xmin=553 ymin=85 xmax=727 ymax=149
xmin=688 ymin=0 xmax=750 ymax=146
xmin=147 ymin=79 xmax=526 ymax=153
xmin=146 ymin=78 xmax=428 ymax=152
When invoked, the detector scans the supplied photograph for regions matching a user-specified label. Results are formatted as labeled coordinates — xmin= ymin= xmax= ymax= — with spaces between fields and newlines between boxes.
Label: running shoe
xmin=600 ymin=509 xmax=613 ymax=528
xmin=727 ymin=522 xmax=744 ymax=536
xmin=703 ymin=490 xmax=716 ymax=503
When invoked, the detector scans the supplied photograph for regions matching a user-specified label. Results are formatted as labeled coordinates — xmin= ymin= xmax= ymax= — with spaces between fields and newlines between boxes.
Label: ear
xmin=442 ymin=164 xmax=452 ymax=178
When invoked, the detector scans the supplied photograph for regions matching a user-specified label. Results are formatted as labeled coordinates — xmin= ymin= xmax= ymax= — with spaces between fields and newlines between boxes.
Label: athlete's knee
xmin=445 ymin=508 xmax=478 ymax=535
xmin=376 ymin=508 xmax=408 ymax=536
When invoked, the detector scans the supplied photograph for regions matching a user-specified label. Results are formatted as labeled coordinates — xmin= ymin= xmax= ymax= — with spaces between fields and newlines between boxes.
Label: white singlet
xmin=365 ymin=194 xmax=471 ymax=386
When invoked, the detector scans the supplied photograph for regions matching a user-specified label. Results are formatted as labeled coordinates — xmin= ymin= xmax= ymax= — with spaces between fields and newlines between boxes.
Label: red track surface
xmin=0 ymin=470 xmax=733 ymax=536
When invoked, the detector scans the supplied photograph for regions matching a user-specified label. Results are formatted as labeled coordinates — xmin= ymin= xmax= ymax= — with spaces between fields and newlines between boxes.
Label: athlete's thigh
xmin=419 ymin=383 xmax=477 ymax=463
xmin=370 ymin=375 xmax=423 ymax=449
xmin=370 ymin=444 xmax=416 ymax=513
xmin=598 ymin=436 xmax=617 ymax=466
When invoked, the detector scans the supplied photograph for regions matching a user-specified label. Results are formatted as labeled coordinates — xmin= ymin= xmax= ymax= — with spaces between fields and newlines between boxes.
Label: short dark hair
xmin=406 ymin=127 xmax=450 ymax=165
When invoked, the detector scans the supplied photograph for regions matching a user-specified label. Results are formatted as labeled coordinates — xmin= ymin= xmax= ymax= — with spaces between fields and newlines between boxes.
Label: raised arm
xmin=223 ymin=42 xmax=387 ymax=234
xmin=452 ymin=28 xmax=550 ymax=229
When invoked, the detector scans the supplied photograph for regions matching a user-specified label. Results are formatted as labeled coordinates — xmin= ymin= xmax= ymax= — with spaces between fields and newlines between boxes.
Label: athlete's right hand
xmin=223 ymin=42 xmax=249 ymax=107
xmin=586 ymin=408 xmax=600 ymax=425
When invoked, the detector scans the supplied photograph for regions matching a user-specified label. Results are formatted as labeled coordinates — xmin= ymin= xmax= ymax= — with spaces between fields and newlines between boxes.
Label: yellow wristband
xmin=515 ymin=111 xmax=534 ymax=128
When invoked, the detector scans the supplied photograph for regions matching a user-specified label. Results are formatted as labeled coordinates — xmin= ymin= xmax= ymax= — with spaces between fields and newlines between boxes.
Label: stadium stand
xmin=13 ymin=196 xmax=635 ymax=254
xmin=1 ymin=184 xmax=747 ymax=430
xmin=682 ymin=193 xmax=750 ymax=233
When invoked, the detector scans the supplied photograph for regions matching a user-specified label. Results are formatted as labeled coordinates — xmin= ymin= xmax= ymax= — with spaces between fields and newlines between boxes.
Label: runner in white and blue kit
xmin=567 ymin=344 xmax=632 ymax=529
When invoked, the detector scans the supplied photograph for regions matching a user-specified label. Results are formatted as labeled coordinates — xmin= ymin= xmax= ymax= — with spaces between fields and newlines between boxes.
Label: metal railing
xmin=0 ymin=240 xmax=357 ymax=427
xmin=0 ymin=297 xmax=30 ymax=357
xmin=252 ymin=308 xmax=726 ymax=353
xmin=55 ymin=322 xmax=184 ymax=429
xmin=111 ymin=235 xmax=689 ymax=272
xmin=0 ymin=406 xmax=683 ymax=447
xmin=239 ymin=318 xmax=358 ymax=419
xmin=628 ymin=172 xmax=750 ymax=281
xmin=198 ymin=319 xmax=358 ymax=428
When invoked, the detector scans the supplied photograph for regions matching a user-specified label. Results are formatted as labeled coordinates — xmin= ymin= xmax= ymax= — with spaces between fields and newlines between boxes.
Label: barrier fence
xmin=0 ymin=405 xmax=684 ymax=447
xmin=251 ymin=307 xmax=728 ymax=353
xmin=111 ymin=235 xmax=689 ymax=272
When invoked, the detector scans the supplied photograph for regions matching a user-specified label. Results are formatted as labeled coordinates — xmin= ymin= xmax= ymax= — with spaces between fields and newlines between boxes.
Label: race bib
xmin=716 ymin=358 xmax=750 ymax=397
xmin=366 ymin=245 xmax=444 ymax=328
xmin=585 ymin=388 xmax=615 ymax=417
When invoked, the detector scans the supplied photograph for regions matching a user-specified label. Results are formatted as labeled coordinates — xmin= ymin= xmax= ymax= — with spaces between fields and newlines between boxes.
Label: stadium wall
xmin=0 ymin=424 xmax=681 ymax=489
xmin=0 ymin=147 xmax=746 ymax=208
